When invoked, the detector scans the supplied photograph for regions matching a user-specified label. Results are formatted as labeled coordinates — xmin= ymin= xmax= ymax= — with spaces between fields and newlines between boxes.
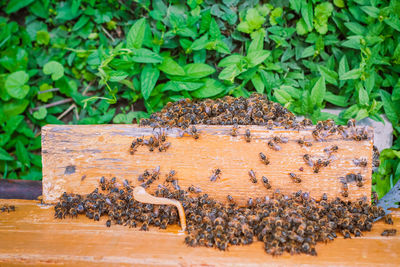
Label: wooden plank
xmin=0 ymin=199 xmax=398 ymax=266
xmin=42 ymin=124 xmax=373 ymax=205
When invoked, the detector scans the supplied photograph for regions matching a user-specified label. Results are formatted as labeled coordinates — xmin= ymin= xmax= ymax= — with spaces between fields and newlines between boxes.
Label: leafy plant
xmin=0 ymin=0 xmax=399 ymax=199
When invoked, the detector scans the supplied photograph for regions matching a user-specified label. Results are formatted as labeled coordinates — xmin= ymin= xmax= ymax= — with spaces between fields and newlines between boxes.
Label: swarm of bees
xmin=139 ymin=93 xmax=297 ymax=129
xmin=0 ymin=204 xmax=15 ymax=213
xmin=55 ymin=177 xmax=389 ymax=256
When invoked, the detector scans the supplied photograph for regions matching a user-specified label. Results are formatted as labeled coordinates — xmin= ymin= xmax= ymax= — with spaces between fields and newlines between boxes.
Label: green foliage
xmin=0 ymin=0 xmax=399 ymax=198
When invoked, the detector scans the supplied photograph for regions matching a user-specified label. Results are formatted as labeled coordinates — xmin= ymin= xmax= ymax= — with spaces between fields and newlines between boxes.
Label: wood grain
xmin=0 ymin=199 xmax=398 ymax=266
xmin=42 ymin=124 xmax=373 ymax=205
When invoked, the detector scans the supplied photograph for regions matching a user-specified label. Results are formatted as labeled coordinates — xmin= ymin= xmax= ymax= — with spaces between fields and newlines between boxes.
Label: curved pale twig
xmin=132 ymin=186 xmax=186 ymax=231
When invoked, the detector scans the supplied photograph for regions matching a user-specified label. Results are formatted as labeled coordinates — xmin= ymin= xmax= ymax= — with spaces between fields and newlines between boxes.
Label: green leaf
xmin=340 ymin=68 xmax=362 ymax=80
xmin=0 ymin=147 xmax=14 ymax=161
xmin=158 ymin=57 xmax=185 ymax=76
xmin=248 ymin=29 xmax=265 ymax=53
xmin=296 ymin=18 xmax=309 ymax=35
xmin=0 ymin=100 xmax=29 ymax=122
xmin=338 ymin=55 xmax=349 ymax=77
xmin=127 ymin=18 xmax=146 ymax=49
xmin=355 ymin=108 xmax=369 ymax=121
xmin=131 ymin=49 xmax=163 ymax=63
xmin=344 ymin=22 xmax=365 ymax=35
xmin=301 ymin=1 xmax=314 ymax=31
xmin=184 ymin=63 xmax=215 ymax=78
xmin=251 ymin=73 xmax=264 ymax=94
xmin=141 ymin=64 xmax=160 ymax=100
xmin=274 ymin=89 xmax=292 ymax=104
xmin=246 ymin=50 xmax=271 ymax=67
xmin=380 ymin=90 xmax=399 ymax=125
xmin=6 ymin=0 xmax=35 ymax=14
xmin=333 ymin=0 xmax=345 ymax=8
xmin=5 ymin=71 xmax=30 ymax=99
xmin=113 ymin=111 xmax=148 ymax=124
xmin=358 ymin=87 xmax=369 ymax=106
xmin=237 ymin=8 xmax=265 ymax=33
xmin=191 ymin=79 xmax=225 ymax=98
xmin=218 ymin=64 xmax=242 ymax=82
xmin=37 ymin=84 xmax=53 ymax=102
xmin=33 ymin=106 xmax=47 ymax=120
xmin=313 ymin=2 xmax=333 ymax=35
xmin=324 ymin=92 xmax=348 ymax=107
xmin=318 ymin=66 xmax=338 ymax=85
xmin=16 ymin=140 xmax=30 ymax=168
xmin=218 ymin=54 xmax=243 ymax=67
xmin=43 ymin=61 xmax=64 ymax=80
xmin=311 ymin=77 xmax=326 ymax=107
xmin=162 ymin=81 xmax=204 ymax=92
xmin=36 ymin=30 xmax=50 ymax=45
xmin=109 ymin=71 xmax=129 ymax=82
xmin=269 ymin=7 xmax=283 ymax=26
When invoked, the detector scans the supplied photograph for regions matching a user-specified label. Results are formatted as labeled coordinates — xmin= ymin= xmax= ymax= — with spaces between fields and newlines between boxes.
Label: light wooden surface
xmin=42 ymin=124 xmax=373 ymax=205
xmin=0 ymin=199 xmax=398 ymax=266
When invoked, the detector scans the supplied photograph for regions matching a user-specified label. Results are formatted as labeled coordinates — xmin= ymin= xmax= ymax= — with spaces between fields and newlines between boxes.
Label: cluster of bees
xmin=130 ymin=129 xmax=171 ymax=154
xmin=140 ymin=94 xmax=299 ymax=129
xmin=0 ymin=204 xmax=15 ymax=213
xmin=54 ymin=176 xmax=395 ymax=256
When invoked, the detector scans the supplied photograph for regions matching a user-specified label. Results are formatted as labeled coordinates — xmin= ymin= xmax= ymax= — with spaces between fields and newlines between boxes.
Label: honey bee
xmin=355 ymin=173 xmax=363 ymax=187
xmin=158 ymin=142 xmax=171 ymax=152
xmin=289 ymin=173 xmax=301 ymax=183
xmin=342 ymin=229 xmax=351 ymax=239
xmin=245 ymin=129 xmax=251 ymax=142
xmin=267 ymin=140 xmax=281 ymax=151
xmin=347 ymin=118 xmax=356 ymax=128
xmin=259 ymin=152 xmax=270 ymax=165
xmin=231 ymin=124 xmax=239 ymax=136
xmin=248 ymin=169 xmax=257 ymax=183
xmin=297 ymin=137 xmax=312 ymax=147
xmin=273 ymin=136 xmax=288 ymax=144
xmin=227 ymin=195 xmax=235 ymax=204
xmin=341 ymin=182 xmax=349 ymax=198
xmin=166 ymin=170 xmax=176 ymax=182
xmin=353 ymin=158 xmax=367 ymax=167
xmin=372 ymin=191 xmax=379 ymax=205
xmin=324 ymin=145 xmax=338 ymax=155
xmin=384 ymin=214 xmax=393 ymax=225
xmin=262 ymin=176 xmax=271 ymax=189
xmin=188 ymin=185 xmax=202 ymax=194
xmin=210 ymin=168 xmax=221 ymax=182
xmin=381 ymin=229 xmax=397 ymax=236
xmin=303 ymin=154 xmax=313 ymax=167
xmin=190 ymin=126 xmax=199 ymax=139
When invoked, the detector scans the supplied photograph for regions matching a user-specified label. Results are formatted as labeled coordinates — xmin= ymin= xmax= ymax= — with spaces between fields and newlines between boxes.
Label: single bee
xmin=166 ymin=170 xmax=176 ymax=182
xmin=303 ymin=154 xmax=313 ymax=167
xmin=227 ymin=195 xmax=235 ymax=204
xmin=384 ymin=214 xmax=393 ymax=225
xmin=231 ymin=124 xmax=239 ymax=137
xmin=188 ymin=185 xmax=202 ymax=193
xmin=324 ymin=145 xmax=338 ymax=155
xmin=210 ymin=168 xmax=221 ymax=182
xmin=342 ymin=229 xmax=351 ymax=239
xmin=259 ymin=152 xmax=270 ymax=165
xmin=381 ymin=229 xmax=396 ymax=236
xmin=341 ymin=182 xmax=349 ymax=197
xmin=158 ymin=142 xmax=171 ymax=152
xmin=372 ymin=191 xmax=379 ymax=205
xmin=267 ymin=140 xmax=281 ymax=151
xmin=355 ymin=173 xmax=364 ymax=187
xmin=190 ymin=126 xmax=199 ymax=139
xmin=106 ymin=220 xmax=111 ymax=227
xmin=248 ymin=169 xmax=257 ymax=183
xmin=347 ymin=118 xmax=356 ymax=128
xmin=273 ymin=136 xmax=288 ymax=143
xmin=289 ymin=173 xmax=301 ymax=183
xmin=245 ymin=129 xmax=251 ymax=142
xmin=262 ymin=176 xmax=271 ymax=189
xmin=353 ymin=158 xmax=368 ymax=167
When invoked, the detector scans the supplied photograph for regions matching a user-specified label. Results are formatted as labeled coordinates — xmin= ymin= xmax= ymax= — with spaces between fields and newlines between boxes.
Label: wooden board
xmin=42 ymin=124 xmax=373 ymax=205
xmin=0 ymin=199 xmax=399 ymax=266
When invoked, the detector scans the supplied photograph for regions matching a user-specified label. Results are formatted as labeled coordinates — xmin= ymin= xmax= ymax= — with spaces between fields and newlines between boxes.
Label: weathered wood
xmin=0 ymin=179 xmax=42 ymax=200
xmin=42 ymin=124 xmax=373 ymax=205
xmin=0 ymin=199 xmax=398 ymax=266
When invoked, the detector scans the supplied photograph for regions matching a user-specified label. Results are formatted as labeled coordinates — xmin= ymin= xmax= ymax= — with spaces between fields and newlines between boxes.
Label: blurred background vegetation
xmin=0 ymin=0 xmax=399 ymax=199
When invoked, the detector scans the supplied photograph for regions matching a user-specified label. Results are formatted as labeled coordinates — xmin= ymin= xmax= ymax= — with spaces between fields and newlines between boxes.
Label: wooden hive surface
xmin=42 ymin=124 xmax=373 ymax=205
xmin=0 ymin=199 xmax=399 ymax=266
